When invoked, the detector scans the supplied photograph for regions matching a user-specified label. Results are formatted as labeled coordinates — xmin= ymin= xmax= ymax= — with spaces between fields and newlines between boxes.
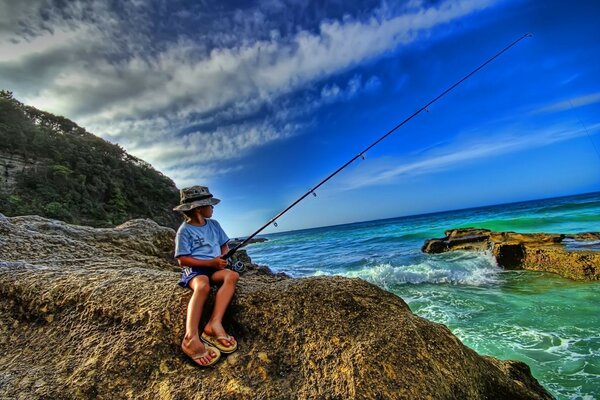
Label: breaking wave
xmin=314 ymin=251 xmax=501 ymax=288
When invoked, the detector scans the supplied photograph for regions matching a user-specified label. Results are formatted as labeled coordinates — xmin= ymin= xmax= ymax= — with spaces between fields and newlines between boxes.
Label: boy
xmin=173 ymin=185 xmax=239 ymax=367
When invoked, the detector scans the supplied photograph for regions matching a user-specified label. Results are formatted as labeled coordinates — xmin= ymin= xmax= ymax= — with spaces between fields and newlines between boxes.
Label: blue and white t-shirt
xmin=174 ymin=219 xmax=229 ymax=260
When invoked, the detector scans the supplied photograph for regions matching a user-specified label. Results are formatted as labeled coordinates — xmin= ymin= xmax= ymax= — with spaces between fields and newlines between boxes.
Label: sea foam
xmin=314 ymin=251 xmax=501 ymax=288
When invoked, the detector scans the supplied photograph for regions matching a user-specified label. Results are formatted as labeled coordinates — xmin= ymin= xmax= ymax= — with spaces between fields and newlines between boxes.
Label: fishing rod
xmin=223 ymin=33 xmax=532 ymax=262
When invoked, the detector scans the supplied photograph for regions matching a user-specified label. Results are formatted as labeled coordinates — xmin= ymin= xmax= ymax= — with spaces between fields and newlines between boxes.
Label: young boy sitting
xmin=173 ymin=185 xmax=239 ymax=367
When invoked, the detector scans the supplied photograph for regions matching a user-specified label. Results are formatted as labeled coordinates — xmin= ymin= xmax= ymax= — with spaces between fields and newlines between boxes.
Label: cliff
xmin=0 ymin=91 xmax=180 ymax=229
xmin=0 ymin=152 xmax=45 ymax=194
xmin=0 ymin=214 xmax=553 ymax=399
xmin=422 ymin=228 xmax=600 ymax=280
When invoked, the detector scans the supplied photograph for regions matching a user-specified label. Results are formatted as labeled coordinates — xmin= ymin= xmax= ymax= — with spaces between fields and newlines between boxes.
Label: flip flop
xmin=201 ymin=332 xmax=238 ymax=354
xmin=182 ymin=344 xmax=221 ymax=367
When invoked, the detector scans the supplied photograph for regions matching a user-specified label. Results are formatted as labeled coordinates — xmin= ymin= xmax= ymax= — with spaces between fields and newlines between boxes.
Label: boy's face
xmin=196 ymin=205 xmax=214 ymax=218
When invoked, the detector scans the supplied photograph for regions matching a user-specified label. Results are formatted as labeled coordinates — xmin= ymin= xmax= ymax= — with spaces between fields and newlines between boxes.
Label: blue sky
xmin=1 ymin=0 xmax=599 ymax=237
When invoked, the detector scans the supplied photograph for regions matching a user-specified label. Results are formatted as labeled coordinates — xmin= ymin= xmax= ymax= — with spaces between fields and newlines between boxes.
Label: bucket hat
xmin=173 ymin=185 xmax=220 ymax=212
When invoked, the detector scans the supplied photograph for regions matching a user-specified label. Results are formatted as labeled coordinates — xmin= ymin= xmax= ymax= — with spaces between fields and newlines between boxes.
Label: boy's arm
xmin=220 ymin=243 xmax=229 ymax=257
xmin=177 ymin=255 xmax=227 ymax=270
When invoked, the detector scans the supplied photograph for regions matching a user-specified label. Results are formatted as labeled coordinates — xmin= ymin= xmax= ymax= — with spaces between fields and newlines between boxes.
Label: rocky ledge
xmin=422 ymin=228 xmax=600 ymax=280
xmin=0 ymin=214 xmax=552 ymax=399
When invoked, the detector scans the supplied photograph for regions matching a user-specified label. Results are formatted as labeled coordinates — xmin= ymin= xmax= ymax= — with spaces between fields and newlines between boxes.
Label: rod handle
xmin=222 ymin=247 xmax=237 ymax=260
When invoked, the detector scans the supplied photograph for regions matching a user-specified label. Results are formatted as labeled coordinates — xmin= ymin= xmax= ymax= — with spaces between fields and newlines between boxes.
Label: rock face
xmin=0 ymin=215 xmax=553 ymax=399
xmin=422 ymin=228 xmax=600 ymax=280
xmin=0 ymin=152 xmax=44 ymax=194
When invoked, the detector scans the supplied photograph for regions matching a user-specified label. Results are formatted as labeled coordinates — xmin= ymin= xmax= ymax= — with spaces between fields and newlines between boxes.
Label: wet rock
xmin=0 ymin=215 xmax=553 ymax=399
xmin=493 ymin=243 xmax=526 ymax=270
xmin=422 ymin=228 xmax=600 ymax=280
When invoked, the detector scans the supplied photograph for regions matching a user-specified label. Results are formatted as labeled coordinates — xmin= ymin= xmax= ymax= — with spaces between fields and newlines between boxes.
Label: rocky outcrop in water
xmin=422 ymin=228 xmax=600 ymax=280
xmin=0 ymin=215 xmax=553 ymax=399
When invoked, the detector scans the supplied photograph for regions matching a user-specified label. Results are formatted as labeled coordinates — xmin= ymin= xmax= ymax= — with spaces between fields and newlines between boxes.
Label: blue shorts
xmin=178 ymin=267 xmax=216 ymax=289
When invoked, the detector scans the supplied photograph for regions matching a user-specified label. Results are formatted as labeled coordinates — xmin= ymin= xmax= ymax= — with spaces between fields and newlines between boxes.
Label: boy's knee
xmin=199 ymin=283 xmax=211 ymax=295
xmin=227 ymin=270 xmax=239 ymax=284
xmin=192 ymin=276 xmax=210 ymax=294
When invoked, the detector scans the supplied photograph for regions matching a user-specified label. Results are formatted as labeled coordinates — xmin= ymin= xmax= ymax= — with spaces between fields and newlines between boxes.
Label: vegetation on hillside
xmin=0 ymin=90 xmax=180 ymax=228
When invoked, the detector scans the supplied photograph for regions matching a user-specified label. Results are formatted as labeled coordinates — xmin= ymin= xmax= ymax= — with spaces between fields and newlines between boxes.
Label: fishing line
xmin=569 ymin=100 xmax=600 ymax=162
xmin=223 ymin=33 xmax=532 ymax=260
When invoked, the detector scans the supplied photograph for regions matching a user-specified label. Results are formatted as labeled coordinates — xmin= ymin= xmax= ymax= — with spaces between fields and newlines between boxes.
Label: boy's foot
xmin=203 ymin=322 xmax=237 ymax=352
xmin=181 ymin=336 xmax=220 ymax=367
xmin=201 ymin=332 xmax=238 ymax=354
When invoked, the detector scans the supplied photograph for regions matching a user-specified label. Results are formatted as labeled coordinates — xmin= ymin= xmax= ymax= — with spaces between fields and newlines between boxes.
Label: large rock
xmin=0 ymin=215 xmax=553 ymax=399
xmin=422 ymin=228 xmax=600 ymax=280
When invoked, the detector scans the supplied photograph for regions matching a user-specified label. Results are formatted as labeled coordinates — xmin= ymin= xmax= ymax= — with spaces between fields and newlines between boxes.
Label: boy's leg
xmin=205 ymin=269 xmax=239 ymax=347
xmin=182 ymin=275 xmax=216 ymax=366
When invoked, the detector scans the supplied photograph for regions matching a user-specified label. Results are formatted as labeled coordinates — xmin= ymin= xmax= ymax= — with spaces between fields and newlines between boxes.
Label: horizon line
xmin=242 ymin=189 xmax=600 ymax=239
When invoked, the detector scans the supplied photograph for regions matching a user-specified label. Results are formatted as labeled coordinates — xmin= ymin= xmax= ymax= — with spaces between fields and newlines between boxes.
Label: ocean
xmin=245 ymin=192 xmax=600 ymax=400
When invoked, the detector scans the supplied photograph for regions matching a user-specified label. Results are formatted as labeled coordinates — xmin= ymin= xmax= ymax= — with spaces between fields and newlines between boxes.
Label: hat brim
xmin=173 ymin=197 xmax=220 ymax=211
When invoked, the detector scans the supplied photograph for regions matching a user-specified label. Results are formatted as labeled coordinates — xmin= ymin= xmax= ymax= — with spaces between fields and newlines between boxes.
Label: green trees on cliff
xmin=0 ymin=90 xmax=180 ymax=228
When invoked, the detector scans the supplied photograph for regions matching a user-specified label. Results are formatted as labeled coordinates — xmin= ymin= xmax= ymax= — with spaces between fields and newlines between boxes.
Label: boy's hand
xmin=211 ymin=257 xmax=227 ymax=270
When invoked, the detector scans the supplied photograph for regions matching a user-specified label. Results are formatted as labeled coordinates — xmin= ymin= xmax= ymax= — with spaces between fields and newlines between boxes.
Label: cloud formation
xmin=334 ymin=122 xmax=600 ymax=191
xmin=0 ymin=0 xmax=496 ymax=187
xmin=534 ymin=92 xmax=600 ymax=114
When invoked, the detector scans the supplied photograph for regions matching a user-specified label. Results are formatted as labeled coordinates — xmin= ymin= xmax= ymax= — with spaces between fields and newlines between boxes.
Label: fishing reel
xmin=227 ymin=256 xmax=246 ymax=273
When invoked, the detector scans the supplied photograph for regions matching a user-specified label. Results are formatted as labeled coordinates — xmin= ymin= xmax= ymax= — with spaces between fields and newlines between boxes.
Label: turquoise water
xmin=246 ymin=192 xmax=600 ymax=399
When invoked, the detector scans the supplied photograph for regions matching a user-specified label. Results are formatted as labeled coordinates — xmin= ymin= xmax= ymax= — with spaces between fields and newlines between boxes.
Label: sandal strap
xmin=188 ymin=347 xmax=216 ymax=360
xmin=190 ymin=350 xmax=208 ymax=360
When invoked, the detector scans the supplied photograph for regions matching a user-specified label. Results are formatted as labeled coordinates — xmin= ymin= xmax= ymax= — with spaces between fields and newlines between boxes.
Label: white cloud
xmin=333 ymin=122 xmax=600 ymax=191
xmin=132 ymin=120 xmax=299 ymax=167
xmin=0 ymin=0 xmax=49 ymax=36
xmin=320 ymin=74 xmax=376 ymax=103
xmin=321 ymin=83 xmax=342 ymax=99
xmin=533 ymin=92 xmax=600 ymax=114
xmin=167 ymin=164 xmax=244 ymax=189
xmin=0 ymin=0 xmax=497 ymax=188
xmin=5 ymin=0 xmax=494 ymax=119
xmin=365 ymin=76 xmax=382 ymax=91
